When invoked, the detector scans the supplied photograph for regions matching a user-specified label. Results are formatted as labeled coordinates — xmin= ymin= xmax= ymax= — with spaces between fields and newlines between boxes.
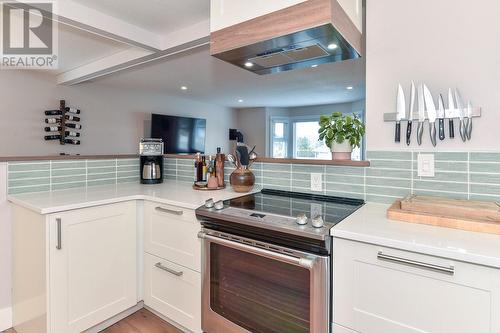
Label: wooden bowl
xmin=230 ymin=168 xmax=255 ymax=193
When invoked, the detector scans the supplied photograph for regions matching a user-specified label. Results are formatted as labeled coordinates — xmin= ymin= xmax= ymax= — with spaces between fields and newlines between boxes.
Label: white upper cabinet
xmin=210 ymin=0 xmax=307 ymax=32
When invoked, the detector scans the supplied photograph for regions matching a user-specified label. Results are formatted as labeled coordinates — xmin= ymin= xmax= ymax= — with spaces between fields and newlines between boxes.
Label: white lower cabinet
xmin=333 ymin=238 xmax=500 ymax=333
xmin=143 ymin=202 xmax=202 ymax=333
xmin=12 ymin=201 xmax=138 ymax=333
xmin=49 ymin=202 xmax=138 ymax=333
xmin=144 ymin=253 xmax=201 ymax=333
xmin=144 ymin=201 xmax=201 ymax=272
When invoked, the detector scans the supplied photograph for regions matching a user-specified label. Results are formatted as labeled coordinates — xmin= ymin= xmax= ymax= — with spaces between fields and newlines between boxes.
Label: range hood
xmin=210 ymin=0 xmax=363 ymax=75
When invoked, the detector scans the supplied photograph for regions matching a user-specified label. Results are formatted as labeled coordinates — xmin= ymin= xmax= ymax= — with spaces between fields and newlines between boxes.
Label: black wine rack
xmin=44 ymin=100 xmax=82 ymax=145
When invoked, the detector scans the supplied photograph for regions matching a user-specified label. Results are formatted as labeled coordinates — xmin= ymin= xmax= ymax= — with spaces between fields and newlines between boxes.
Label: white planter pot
xmin=331 ymin=140 xmax=353 ymax=160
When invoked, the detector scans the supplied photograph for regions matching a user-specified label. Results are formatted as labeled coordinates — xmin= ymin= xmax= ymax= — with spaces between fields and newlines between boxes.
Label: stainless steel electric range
xmin=196 ymin=189 xmax=364 ymax=333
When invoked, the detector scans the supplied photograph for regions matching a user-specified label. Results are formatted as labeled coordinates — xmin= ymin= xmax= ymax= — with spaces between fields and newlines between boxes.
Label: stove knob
xmin=214 ymin=200 xmax=224 ymax=210
xmin=205 ymin=198 xmax=214 ymax=208
xmin=311 ymin=215 xmax=324 ymax=228
xmin=296 ymin=213 xmax=308 ymax=225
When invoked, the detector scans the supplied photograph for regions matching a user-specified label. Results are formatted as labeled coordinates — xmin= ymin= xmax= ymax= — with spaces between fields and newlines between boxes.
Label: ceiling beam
xmin=10 ymin=0 xmax=163 ymax=51
xmin=58 ymin=19 xmax=211 ymax=85
xmin=58 ymin=37 xmax=209 ymax=85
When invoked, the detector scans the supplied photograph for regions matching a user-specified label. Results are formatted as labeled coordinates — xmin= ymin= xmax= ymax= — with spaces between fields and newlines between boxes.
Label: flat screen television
xmin=151 ymin=114 xmax=206 ymax=154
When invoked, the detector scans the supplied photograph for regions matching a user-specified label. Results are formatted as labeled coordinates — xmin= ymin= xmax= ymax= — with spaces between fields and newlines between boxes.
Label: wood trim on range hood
xmin=210 ymin=0 xmax=362 ymax=57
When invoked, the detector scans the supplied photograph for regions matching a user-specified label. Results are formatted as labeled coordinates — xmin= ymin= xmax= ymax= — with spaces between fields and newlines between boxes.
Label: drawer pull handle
xmin=377 ymin=251 xmax=455 ymax=275
xmin=56 ymin=218 xmax=62 ymax=250
xmin=155 ymin=262 xmax=184 ymax=276
xmin=155 ymin=206 xmax=183 ymax=216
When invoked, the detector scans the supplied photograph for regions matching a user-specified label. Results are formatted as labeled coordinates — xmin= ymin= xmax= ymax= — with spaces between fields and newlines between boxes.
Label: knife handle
xmin=429 ymin=123 xmax=437 ymax=147
xmin=406 ymin=121 xmax=412 ymax=146
xmin=459 ymin=119 xmax=467 ymax=142
xmin=395 ymin=122 xmax=401 ymax=143
xmin=438 ymin=118 xmax=445 ymax=140
xmin=466 ymin=117 xmax=472 ymax=140
xmin=417 ymin=122 xmax=424 ymax=145
xmin=449 ymin=119 xmax=455 ymax=138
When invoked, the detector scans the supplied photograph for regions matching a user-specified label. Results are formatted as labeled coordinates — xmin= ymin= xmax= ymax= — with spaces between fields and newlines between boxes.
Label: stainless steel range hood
xmin=210 ymin=0 xmax=363 ymax=75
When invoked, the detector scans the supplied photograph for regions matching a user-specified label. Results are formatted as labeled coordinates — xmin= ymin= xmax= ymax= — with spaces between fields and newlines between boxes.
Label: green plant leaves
xmin=317 ymin=112 xmax=366 ymax=149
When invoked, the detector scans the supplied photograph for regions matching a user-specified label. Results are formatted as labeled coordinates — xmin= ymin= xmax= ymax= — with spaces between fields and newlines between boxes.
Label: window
xmin=293 ymin=121 xmax=330 ymax=159
xmin=270 ymin=119 xmax=289 ymax=158
xmin=269 ymin=114 xmax=363 ymax=160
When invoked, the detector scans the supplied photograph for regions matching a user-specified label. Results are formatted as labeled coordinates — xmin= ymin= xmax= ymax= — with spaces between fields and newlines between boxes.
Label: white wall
xmin=0 ymin=163 xmax=11 ymax=331
xmin=366 ymin=0 xmax=500 ymax=151
xmin=0 ymin=71 xmax=236 ymax=156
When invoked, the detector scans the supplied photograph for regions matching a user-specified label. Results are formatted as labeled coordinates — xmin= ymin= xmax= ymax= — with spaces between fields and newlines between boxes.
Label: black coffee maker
xmin=140 ymin=139 xmax=164 ymax=184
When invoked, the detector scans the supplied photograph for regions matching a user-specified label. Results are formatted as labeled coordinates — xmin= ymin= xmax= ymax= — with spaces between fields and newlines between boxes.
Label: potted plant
xmin=318 ymin=112 xmax=365 ymax=160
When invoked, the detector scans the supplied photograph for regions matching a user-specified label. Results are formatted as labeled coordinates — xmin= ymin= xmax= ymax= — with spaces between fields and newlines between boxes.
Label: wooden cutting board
xmin=387 ymin=195 xmax=500 ymax=235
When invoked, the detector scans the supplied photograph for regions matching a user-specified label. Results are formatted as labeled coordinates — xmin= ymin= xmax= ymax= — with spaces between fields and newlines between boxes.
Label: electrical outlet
xmin=310 ymin=203 xmax=323 ymax=219
xmin=418 ymin=154 xmax=435 ymax=177
xmin=310 ymin=173 xmax=323 ymax=192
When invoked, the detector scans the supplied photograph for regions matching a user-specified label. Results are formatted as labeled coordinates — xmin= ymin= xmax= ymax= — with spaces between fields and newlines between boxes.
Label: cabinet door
xmin=49 ymin=202 xmax=137 ymax=333
xmin=144 ymin=202 xmax=201 ymax=272
xmin=144 ymin=253 xmax=201 ymax=333
xmin=334 ymin=238 xmax=500 ymax=333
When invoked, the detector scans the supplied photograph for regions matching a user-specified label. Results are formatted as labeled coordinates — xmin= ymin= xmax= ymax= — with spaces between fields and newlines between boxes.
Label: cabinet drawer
xmin=144 ymin=201 xmax=201 ymax=272
xmin=334 ymin=238 xmax=500 ymax=333
xmin=144 ymin=253 xmax=201 ymax=333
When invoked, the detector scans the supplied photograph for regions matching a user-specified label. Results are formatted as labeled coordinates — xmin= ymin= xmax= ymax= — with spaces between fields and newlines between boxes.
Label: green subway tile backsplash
xmin=7 ymin=152 xmax=500 ymax=204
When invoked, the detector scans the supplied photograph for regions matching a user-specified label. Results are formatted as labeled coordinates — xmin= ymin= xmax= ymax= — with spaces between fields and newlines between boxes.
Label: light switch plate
xmin=310 ymin=173 xmax=323 ymax=192
xmin=417 ymin=154 xmax=435 ymax=177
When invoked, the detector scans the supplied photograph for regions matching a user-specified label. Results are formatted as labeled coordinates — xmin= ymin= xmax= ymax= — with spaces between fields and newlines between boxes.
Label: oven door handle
xmin=198 ymin=232 xmax=316 ymax=269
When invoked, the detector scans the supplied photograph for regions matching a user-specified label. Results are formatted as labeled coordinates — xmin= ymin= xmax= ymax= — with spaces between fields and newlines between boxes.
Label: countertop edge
xmin=8 ymin=194 xmax=207 ymax=214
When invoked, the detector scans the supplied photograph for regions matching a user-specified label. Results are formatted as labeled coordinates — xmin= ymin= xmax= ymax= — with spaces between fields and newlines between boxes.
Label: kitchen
xmin=1 ymin=0 xmax=500 ymax=333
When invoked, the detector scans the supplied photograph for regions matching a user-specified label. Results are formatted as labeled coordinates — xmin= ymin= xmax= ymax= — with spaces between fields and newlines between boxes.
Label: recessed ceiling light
xmin=311 ymin=64 xmax=318 ymax=68
xmin=327 ymin=43 xmax=338 ymax=50
xmin=181 ymin=86 xmax=188 ymax=90
xmin=346 ymin=86 xmax=354 ymax=90
xmin=244 ymin=62 xmax=254 ymax=68
xmin=238 ymin=99 xmax=244 ymax=103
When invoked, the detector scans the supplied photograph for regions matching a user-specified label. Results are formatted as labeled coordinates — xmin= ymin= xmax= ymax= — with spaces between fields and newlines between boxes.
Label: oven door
xmin=199 ymin=230 xmax=330 ymax=333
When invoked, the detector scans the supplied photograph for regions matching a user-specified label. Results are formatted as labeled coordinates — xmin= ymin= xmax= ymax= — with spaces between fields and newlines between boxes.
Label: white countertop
xmin=8 ymin=180 xmax=258 ymax=214
xmin=332 ymin=203 xmax=500 ymax=269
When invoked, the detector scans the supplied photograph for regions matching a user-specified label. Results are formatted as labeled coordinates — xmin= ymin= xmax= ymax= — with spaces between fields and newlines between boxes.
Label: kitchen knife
xmin=423 ymin=84 xmax=437 ymax=147
xmin=447 ymin=88 xmax=455 ymax=138
xmin=395 ymin=84 xmax=405 ymax=143
xmin=455 ymin=89 xmax=467 ymax=142
xmin=437 ymin=94 xmax=446 ymax=140
xmin=406 ymin=81 xmax=416 ymax=145
xmin=466 ymin=101 xmax=473 ymax=140
xmin=417 ymin=84 xmax=425 ymax=145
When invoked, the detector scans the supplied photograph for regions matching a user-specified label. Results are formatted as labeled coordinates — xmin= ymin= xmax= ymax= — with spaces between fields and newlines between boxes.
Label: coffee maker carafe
xmin=140 ymin=139 xmax=164 ymax=184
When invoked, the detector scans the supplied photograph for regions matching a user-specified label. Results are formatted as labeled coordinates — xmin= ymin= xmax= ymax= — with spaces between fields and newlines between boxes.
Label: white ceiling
xmin=57 ymin=23 xmax=133 ymax=74
xmin=69 ymin=0 xmax=210 ymax=35
xmin=92 ymin=45 xmax=366 ymax=108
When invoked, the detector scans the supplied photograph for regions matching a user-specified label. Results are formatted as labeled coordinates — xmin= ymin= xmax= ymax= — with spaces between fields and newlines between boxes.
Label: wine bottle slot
xmin=64 ymin=139 xmax=80 ymax=145
xmin=65 ymin=107 xmax=81 ymax=114
xmin=45 ymin=110 xmax=62 ymax=116
xmin=45 ymin=118 xmax=61 ymax=124
xmin=65 ymin=131 xmax=80 ymax=137
xmin=65 ymin=115 xmax=80 ymax=121
xmin=44 ymin=135 xmax=61 ymax=141
xmin=65 ymin=123 xmax=82 ymax=129
xmin=44 ymin=126 xmax=62 ymax=132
